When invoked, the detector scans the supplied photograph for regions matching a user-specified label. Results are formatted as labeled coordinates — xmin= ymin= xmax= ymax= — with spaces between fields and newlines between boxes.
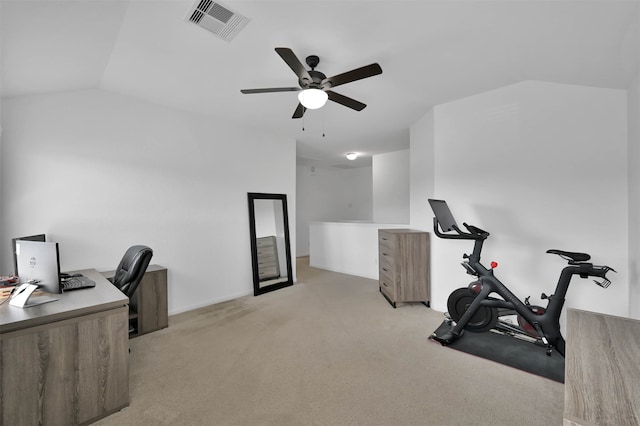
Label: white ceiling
xmin=2 ymin=1 xmax=639 ymax=168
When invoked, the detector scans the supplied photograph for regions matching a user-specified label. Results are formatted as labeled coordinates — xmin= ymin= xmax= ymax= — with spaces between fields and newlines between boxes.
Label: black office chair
xmin=109 ymin=245 xmax=153 ymax=299
xmin=108 ymin=245 xmax=153 ymax=340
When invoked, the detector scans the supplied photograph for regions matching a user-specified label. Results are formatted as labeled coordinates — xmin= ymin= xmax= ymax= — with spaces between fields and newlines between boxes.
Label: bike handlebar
xmin=464 ymin=223 xmax=489 ymax=236
xmin=433 ymin=217 xmax=489 ymax=240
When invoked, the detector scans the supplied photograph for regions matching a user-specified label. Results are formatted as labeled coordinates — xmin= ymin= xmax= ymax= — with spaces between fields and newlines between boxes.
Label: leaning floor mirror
xmin=247 ymin=192 xmax=293 ymax=296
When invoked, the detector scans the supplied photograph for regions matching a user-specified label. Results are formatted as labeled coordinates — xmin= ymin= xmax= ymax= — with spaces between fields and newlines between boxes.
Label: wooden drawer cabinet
xmin=130 ymin=265 xmax=168 ymax=337
xmin=256 ymin=236 xmax=280 ymax=281
xmin=102 ymin=264 xmax=168 ymax=337
xmin=378 ymin=229 xmax=430 ymax=308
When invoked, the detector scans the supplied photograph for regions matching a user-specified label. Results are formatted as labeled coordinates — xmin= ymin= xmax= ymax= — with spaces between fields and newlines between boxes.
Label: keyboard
xmin=61 ymin=276 xmax=96 ymax=291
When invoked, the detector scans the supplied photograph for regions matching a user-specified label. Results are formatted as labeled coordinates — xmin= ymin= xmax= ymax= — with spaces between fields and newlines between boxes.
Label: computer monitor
xmin=428 ymin=199 xmax=459 ymax=232
xmin=12 ymin=234 xmax=46 ymax=275
xmin=15 ymin=240 xmax=61 ymax=294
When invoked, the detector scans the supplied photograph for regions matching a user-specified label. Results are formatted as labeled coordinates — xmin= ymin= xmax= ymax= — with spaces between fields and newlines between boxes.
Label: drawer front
xmin=258 ymin=265 xmax=279 ymax=280
xmin=258 ymin=261 xmax=277 ymax=270
xmin=379 ymin=245 xmax=395 ymax=261
xmin=257 ymin=245 xmax=276 ymax=255
xmin=256 ymin=237 xmax=276 ymax=248
xmin=378 ymin=233 xmax=395 ymax=252
xmin=379 ymin=271 xmax=396 ymax=301
xmin=378 ymin=255 xmax=394 ymax=276
xmin=257 ymin=252 xmax=277 ymax=264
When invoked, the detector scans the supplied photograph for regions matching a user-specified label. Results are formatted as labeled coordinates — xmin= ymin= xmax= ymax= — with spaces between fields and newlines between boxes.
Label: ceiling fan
xmin=240 ymin=47 xmax=383 ymax=119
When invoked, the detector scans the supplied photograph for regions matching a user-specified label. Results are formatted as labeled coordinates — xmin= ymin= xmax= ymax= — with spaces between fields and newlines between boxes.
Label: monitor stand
xmin=9 ymin=283 xmax=58 ymax=308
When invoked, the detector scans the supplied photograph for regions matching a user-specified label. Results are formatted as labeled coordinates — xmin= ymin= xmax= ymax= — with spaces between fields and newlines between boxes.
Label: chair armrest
xmin=100 ymin=270 xmax=116 ymax=282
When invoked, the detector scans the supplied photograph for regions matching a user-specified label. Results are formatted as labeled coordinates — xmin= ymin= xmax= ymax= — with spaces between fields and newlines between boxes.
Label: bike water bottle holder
xmin=594 ymin=265 xmax=616 ymax=288
xmin=594 ymin=277 xmax=612 ymax=288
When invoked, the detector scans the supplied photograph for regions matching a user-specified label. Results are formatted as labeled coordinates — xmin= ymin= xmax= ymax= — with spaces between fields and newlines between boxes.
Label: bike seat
xmin=546 ymin=249 xmax=591 ymax=262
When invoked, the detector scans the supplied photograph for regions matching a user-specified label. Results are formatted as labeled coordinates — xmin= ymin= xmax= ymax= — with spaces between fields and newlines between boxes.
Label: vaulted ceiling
xmin=2 ymin=1 xmax=639 ymax=168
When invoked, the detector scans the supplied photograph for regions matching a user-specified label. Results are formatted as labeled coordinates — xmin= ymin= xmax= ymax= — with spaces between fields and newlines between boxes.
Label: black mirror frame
xmin=247 ymin=192 xmax=294 ymax=296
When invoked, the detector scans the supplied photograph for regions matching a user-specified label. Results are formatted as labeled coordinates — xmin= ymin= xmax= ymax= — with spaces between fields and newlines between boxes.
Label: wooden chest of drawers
xmin=378 ymin=229 xmax=430 ymax=308
xmin=256 ymin=236 xmax=280 ymax=281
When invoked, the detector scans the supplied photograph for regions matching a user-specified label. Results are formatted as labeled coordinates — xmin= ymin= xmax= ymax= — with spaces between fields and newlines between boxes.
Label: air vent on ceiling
xmin=186 ymin=0 xmax=250 ymax=42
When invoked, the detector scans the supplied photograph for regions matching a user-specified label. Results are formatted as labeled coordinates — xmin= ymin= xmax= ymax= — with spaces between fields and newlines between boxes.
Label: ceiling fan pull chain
xmin=322 ymin=108 xmax=326 ymax=137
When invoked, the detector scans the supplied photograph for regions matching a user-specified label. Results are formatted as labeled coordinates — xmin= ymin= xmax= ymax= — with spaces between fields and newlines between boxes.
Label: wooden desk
xmin=564 ymin=309 xmax=640 ymax=425
xmin=101 ymin=264 xmax=168 ymax=337
xmin=0 ymin=269 xmax=129 ymax=425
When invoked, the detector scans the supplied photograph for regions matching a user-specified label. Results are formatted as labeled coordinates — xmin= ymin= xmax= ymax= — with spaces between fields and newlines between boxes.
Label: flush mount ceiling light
xmin=346 ymin=152 xmax=358 ymax=161
xmin=297 ymin=89 xmax=328 ymax=110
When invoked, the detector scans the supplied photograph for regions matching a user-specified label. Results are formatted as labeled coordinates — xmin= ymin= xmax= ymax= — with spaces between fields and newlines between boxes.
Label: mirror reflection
xmin=248 ymin=193 xmax=293 ymax=295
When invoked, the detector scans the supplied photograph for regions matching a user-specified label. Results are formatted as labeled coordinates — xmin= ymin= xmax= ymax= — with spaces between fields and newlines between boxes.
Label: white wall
xmin=629 ymin=70 xmax=640 ymax=319
xmin=309 ymin=222 xmax=409 ymax=279
xmin=1 ymin=89 xmax=296 ymax=315
xmin=296 ymin=164 xmax=372 ymax=257
xmin=409 ymin=110 xmax=435 ymax=231
xmin=372 ymin=149 xmax=410 ymax=224
xmin=411 ymin=81 xmax=628 ymax=321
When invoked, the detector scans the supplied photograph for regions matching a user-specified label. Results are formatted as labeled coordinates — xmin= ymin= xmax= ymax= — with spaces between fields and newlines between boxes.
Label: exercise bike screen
xmin=428 ymin=199 xmax=458 ymax=232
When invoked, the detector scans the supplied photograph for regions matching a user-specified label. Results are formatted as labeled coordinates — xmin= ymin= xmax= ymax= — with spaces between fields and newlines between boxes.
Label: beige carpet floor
xmin=95 ymin=257 xmax=564 ymax=425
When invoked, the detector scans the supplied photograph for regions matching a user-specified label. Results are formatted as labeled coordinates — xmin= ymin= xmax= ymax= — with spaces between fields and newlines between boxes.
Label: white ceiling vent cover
xmin=187 ymin=0 xmax=250 ymax=42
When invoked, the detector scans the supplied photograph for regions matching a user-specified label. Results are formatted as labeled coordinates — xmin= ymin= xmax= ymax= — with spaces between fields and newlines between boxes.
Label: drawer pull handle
xmin=382 ymin=282 xmax=388 ymax=287
xmin=382 ymin=267 xmax=388 ymax=272
xmin=382 ymin=252 xmax=388 ymax=256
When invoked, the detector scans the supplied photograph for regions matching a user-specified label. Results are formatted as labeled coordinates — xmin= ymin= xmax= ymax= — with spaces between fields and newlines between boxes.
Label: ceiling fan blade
xmin=241 ymin=87 xmax=300 ymax=94
xmin=323 ymin=63 xmax=382 ymax=89
xmin=292 ymin=103 xmax=306 ymax=119
xmin=275 ymin=47 xmax=312 ymax=83
xmin=326 ymin=90 xmax=366 ymax=111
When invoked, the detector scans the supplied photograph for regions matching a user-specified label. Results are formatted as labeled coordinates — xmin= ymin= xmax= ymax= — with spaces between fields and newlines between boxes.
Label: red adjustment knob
xmin=490 ymin=261 xmax=498 ymax=269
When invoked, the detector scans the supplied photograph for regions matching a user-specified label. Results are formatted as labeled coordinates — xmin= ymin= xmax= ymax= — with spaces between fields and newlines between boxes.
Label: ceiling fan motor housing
xmin=300 ymin=69 xmax=327 ymax=89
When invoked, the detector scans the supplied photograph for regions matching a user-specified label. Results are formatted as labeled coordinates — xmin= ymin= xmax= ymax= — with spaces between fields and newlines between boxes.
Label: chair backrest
xmin=111 ymin=245 xmax=153 ymax=298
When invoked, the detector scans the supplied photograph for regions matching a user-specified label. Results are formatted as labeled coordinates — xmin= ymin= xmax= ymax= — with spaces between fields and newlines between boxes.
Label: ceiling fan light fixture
xmin=298 ymin=89 xmax=328 ymax=109
xmin=346 ymin=152 xmax=358 ymax=161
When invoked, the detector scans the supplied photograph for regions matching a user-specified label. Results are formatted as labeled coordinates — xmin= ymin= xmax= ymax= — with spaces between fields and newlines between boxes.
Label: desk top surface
xmin=0 ymin=268 xmax=128 ymax=334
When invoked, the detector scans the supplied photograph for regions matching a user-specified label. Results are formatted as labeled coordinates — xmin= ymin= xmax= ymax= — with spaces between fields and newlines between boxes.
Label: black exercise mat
xmin=430 ymin=320 xmax=565 ymax=383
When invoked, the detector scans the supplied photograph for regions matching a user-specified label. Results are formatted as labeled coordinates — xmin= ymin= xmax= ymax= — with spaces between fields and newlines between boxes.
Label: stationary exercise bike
xmin=428 ymin=199 xmax=615 ymax=357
